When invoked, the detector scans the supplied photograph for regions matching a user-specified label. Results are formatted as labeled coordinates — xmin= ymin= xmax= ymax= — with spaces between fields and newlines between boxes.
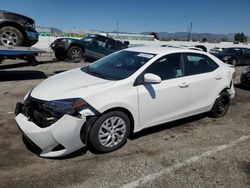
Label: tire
xmin=210 ymin=91 xmax=230 ymax=118
xmin=88 ymin=111 xmax=131 ymax=153
xmin=67 ymin=46 xmax=83 ymax=63
xmin=230 ymin=58 xmax=237 ymax=66
xmin=0 ymin=26 xmax=24 ymax=47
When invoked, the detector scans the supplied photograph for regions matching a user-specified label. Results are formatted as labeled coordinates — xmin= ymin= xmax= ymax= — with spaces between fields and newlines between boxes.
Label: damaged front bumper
xmin=15 ymin=103 xmax=86 ymax=158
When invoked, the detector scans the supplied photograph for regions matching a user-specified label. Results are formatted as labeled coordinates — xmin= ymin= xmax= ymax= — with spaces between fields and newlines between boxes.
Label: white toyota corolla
xmin=15 ymin=47 xmax=235 ymax=158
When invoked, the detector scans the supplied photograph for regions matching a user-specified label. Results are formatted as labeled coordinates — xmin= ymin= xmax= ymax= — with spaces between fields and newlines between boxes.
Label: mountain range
xmin=142 ymin=32 xmax=238 ymax=42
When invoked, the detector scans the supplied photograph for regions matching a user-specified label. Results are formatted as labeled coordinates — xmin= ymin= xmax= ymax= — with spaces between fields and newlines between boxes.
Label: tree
xmin=234 ymin=33 xmax=247 ymax=43
xmin=150 ymin=32 xmax=159 ymax=40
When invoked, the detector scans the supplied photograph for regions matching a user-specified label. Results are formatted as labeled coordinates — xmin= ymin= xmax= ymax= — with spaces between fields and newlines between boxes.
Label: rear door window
xmin=184 ymin=53 xmax=219 ymax=75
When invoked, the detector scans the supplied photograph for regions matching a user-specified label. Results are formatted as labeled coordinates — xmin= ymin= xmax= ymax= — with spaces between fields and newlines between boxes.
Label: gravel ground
xmin=0 ymin=55 xmax=249 ymax=188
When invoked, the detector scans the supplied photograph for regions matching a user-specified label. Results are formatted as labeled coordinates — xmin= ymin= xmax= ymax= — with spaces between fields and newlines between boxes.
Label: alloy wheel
xmin=0 ymin=30 xmax=19 ymax=46
xmin=98 ymin=116 xmax=126 ymax=148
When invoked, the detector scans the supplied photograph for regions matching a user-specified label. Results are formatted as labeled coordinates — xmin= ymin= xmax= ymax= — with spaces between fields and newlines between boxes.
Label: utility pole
xmin=187 ymin=22 xmax=193 ymax=41
xmin=116 ymin=20 xmax=119 ymax=38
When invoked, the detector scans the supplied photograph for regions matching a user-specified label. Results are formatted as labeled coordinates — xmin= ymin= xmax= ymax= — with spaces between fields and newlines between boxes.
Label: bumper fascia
xmin=15 ymin=113 xmax=86 ymax=158
xmin=25 ymin=30 xmax=39 ymax=46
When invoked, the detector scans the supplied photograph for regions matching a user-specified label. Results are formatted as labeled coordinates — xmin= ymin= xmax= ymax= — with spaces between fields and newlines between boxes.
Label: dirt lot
xmin=0 ymin=55 xmax=249 ymax=188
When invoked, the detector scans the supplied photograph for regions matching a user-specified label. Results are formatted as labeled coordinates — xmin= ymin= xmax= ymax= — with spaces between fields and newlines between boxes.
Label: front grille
xmin=24 ymin=97 xmax=62 ymax=128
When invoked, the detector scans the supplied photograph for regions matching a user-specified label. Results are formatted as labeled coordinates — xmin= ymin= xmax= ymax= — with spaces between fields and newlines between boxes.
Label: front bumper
xmin=25 ymin=30 xmax=39 ymax=46
xmin=15 ymin=112 xmax=86 ymax=158
xmin=228 ymin=83 xmax=235 ymax=99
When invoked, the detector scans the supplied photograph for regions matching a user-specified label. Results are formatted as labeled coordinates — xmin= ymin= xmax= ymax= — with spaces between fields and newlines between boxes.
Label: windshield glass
xmin=81 ymin=50 xmax=155 ymax=80
xmin=81 ymin=34 xmax=96 ymax=42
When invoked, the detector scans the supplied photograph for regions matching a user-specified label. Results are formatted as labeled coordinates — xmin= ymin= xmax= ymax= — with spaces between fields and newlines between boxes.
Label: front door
xmin=137 ymin=53 xmax=190 ymax=129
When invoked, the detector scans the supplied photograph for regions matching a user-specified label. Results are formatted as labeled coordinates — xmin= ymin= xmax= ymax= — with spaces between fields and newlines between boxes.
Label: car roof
xmin=125 ymin=46 xmax=206 ymax=55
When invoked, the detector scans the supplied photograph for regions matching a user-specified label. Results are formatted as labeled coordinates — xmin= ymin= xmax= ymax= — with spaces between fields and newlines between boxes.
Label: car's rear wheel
xmin=67 ymin=46 xmax=83 ymax=63
xmin=0 ymin=26 xmax=24 ymax=47
xmin=88 ymin=111 xmax=130 ymax=153
xmin=210 ymin=91 xmax=230 ymax=118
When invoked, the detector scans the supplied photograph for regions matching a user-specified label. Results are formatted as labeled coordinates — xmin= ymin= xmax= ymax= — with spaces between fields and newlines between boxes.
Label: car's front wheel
xmin=210 ymin=91 xmax=230 ymax=118
xmin=0 ymin=26 xmax=24 ymax=47
xmin=88 ymin=111 xmax=131 ymax=153
xmin=67 ymin=46 xmax=83 ymax=63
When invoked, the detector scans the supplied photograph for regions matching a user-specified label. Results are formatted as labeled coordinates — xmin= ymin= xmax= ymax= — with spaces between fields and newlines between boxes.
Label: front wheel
xmin=88 ymin=111 xmax=131 ymax=153
xmin=210 ymin=91 xmax=230 ymax=118
xmin=67 ymin=46 xmax=83 ymax=63
xmin=0 ymin=26 xmax=24 ymax=47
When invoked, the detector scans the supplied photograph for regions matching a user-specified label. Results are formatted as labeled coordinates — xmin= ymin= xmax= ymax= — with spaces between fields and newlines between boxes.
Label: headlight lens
xmin=42 ymin=98 xmax=86 ymax=116
xmin=24 ymin=22 xmax=35 ymax=29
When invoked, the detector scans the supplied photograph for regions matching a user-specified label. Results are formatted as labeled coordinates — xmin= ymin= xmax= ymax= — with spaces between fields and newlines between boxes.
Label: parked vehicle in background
xmin=241 ymin=66 xmax=250 ymax=87
xmin=193 ymin=45 xmax=207 ymax=52
xmin=0 ymin=10 xmax=39 ymax=47
xmin=51 ymin=34 xmax=129 ymax=62
xmin=209 ymin=47 xmax=225 ymax=54
xmin=161 ymin=44 xmax=207 ymax=52
xmin=15 ymin=47 xmax=235 ymax=157
xmin=211 ymin=47 xmax=250 ymax=66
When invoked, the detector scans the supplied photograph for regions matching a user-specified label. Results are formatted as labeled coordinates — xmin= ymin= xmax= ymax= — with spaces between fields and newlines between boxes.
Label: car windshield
xmin=81 ymin=50 xmax=155 ymax=80
xmin=81 ymin=35 xmax=96 ymax=42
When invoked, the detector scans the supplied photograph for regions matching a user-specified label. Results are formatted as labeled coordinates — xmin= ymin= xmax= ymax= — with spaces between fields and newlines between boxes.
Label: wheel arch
xmin=101 ymin=107 xmax=135 ymax=135
xmin=68 ymin=43 xmax=85 ymax=53
xmin=80 ymin=106 xmax=135 ymax=146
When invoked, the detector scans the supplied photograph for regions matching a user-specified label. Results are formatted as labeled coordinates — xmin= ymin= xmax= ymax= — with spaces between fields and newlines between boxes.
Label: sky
xmin=1 ymin=0 xmax=250 ymax=35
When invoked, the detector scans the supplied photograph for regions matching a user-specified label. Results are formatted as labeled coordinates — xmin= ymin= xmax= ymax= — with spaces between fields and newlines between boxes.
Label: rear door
xmin=105 ymin=39 xmax=116 ymax=55
xmin=87 ymin=36 xmax=107 ymax=59
xmin=184 ymin=53 xmax=224 ymax=115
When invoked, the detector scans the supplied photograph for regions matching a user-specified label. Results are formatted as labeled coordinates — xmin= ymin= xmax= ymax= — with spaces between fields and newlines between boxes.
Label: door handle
xmin=215 ymin=75 xmax=222 ymax=80
xmin=179 ymin=82 xmax=189 ymax=88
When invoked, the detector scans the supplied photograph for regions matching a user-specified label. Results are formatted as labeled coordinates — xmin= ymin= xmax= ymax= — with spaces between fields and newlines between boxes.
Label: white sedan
xmin=15 ymin=46 xmax=235 ymax=158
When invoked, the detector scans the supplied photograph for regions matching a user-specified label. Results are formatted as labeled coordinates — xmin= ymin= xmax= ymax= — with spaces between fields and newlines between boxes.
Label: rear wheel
xmin=0 ymin=26 xmax=24 ymax=47
xmin=67 ymin=46 xmax=83 ymax=63
xmin=210 ymin=91 xmax=230 ymax=118
xmin=88 ymin=111 xmax=130 ymax=153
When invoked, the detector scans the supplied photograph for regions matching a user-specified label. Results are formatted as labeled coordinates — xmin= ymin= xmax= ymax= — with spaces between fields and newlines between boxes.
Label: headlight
xmin=24 ymin=21 xmax=35 ymax=29
xmin=42 ymin=98 xmax=87 ymax=116
xmin=222 ymin=56 xmax=231 ymax=61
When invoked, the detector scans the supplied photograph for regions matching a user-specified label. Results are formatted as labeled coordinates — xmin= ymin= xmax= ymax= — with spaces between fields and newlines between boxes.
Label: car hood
xmin=31 ymin=68 xmax=115 ymax=101
xmin=0 ymin=10 xmax=34 ymax=24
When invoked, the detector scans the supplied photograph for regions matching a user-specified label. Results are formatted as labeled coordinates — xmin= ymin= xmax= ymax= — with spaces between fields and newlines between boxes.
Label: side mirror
xmin=144 ymin=73 xmax=161 ymax=84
